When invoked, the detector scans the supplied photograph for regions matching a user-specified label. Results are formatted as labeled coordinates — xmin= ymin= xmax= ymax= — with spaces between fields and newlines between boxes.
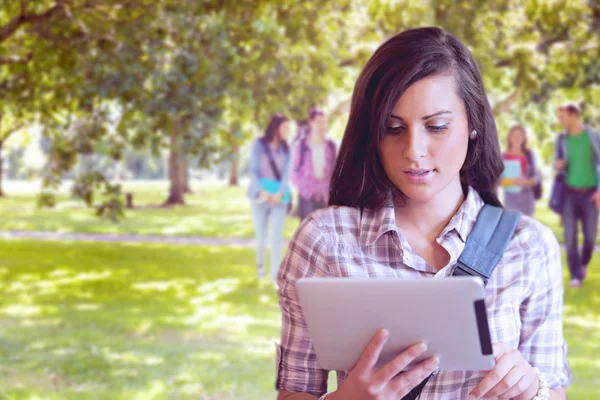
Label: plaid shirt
xmin=276 ymin=187 xmax=571 ymax=399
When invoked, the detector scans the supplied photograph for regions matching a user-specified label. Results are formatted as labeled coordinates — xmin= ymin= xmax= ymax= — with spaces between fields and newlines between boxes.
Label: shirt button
xmin=432 ymin=370 xmax=439 ymax=376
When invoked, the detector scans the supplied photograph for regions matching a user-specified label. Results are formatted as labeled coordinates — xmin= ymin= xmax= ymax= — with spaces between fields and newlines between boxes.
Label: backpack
xmin=452 ymin=204 xmax=521 ymax=285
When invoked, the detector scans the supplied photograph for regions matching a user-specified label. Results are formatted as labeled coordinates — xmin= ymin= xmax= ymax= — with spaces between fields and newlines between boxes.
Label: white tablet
xmin=296 ymin=277 xmax=494 ymax=372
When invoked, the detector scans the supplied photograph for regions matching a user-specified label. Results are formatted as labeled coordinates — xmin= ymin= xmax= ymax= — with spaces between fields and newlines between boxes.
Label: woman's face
xmin=508 ymin=128 xmax=525 ymax=151
xmin=278 ymin=121 xmax=290 ymax=141
xmin=310 ymin=114 xmax=328 ymax=138
xmin=379 ymin=74 xmax=470 ymax=204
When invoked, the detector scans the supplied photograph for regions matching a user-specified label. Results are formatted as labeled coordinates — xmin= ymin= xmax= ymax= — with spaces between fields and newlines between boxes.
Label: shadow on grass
xmin=0 ymin=240 xmax=280 ymax=400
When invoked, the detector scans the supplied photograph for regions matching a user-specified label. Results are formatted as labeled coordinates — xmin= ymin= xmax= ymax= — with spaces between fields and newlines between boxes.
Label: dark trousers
xmin=562 ymin=188 xmax=599 ymax=280
xmin=298 ymin=195 xmax=327 ymax=221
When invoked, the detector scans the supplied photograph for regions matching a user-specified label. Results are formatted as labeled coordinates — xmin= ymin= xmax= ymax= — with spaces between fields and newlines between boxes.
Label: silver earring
xmin=470 ymin=130 xmax=478 ymax=139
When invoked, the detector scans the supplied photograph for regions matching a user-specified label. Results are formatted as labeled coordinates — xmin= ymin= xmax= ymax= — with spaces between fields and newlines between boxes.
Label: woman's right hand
xmin=329 ymin=329 xmax=439 ymax=400
xmin=258 ymin=191 xmax=270 ymax=203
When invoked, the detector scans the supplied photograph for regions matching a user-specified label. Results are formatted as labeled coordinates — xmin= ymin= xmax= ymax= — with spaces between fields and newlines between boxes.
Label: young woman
xmin=500 ymin=125 xmax=541 ymax=216
xmin=276 ymin=28 xmax=570 ymax=400
xmin=291 ymin=107 xmax=338 ymax=220
xmin=247 ymin=114 xmax=291 ymax=280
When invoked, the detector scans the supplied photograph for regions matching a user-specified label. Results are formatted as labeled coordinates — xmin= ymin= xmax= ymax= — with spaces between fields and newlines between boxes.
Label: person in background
xmin=292 ymin=119 xmax=310 ymax=146
xmin=247 ymin=114 xmax=292 ymax=280
xmin=500 ymin=125 xmax=541 ymax=216
xmin=555 ymin=104 xmax=600 ymax=287
xmin=291 ymin=107 xmax=338 ymax=220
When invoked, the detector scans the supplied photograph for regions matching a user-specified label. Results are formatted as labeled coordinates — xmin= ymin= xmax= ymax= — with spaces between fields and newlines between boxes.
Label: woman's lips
xmin=403 ymin=169 xmax=435 ymax=183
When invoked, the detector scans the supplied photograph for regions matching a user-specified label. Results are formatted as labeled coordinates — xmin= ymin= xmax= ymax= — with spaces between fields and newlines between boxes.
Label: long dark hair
xmin=261 ymin=114 xmax=289 ymax=152
xmin=506 ymin=125 xmax=529 ymax=154
xmin=329 ymin=27 xmax=503 ymax=209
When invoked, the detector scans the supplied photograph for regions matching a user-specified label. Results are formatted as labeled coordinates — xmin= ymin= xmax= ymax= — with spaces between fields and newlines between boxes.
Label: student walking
xmin=247 ymin=114 xmax=292 ymax=280
xmin=291 ymin=107 xmax=337 ymax=220
xmin=500 ymin=125 xmax=542 ymax=216
xmin=554 ymin=104 xmax=600 ymax=287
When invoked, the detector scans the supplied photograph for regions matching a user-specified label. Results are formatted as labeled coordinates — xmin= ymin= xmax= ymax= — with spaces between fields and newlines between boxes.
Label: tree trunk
xmin=229 ymin=142 xmax=239 ymax=186
xmin=0 ymin=140 xmax=4 ymax=197
xmin=182 ymin=155 xmax=193 ymax=193
xmin=163 ymin=119 xmax=185 ymax=206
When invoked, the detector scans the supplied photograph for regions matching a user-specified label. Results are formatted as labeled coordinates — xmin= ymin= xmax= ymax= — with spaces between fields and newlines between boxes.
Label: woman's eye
xmin=427 ymin=124 xmax=449 ymax=132
xmin=387 ymin=124 xmax=404 ymax=133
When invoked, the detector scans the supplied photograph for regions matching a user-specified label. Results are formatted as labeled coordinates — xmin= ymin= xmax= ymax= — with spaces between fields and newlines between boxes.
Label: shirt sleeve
xmin=518 ymin=223 xmax=572 ymax=389
xmin=275 ymin=215 xmax=331 ymax=396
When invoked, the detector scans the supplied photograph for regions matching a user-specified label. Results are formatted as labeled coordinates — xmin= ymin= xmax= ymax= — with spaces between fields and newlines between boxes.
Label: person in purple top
xmin=291 ymin=107 xmax=338 ymax=220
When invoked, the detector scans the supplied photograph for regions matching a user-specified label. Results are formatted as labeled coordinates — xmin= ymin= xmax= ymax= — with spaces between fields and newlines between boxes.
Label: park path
xmin=0 ymin=229 xmax=596 ymax=251
xmin=0 ymin=230 xmax=290 ymax=248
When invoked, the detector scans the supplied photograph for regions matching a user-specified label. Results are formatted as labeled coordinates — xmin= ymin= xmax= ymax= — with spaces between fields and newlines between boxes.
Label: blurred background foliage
xmin=1 ymin=0 xmax=599 ymax=217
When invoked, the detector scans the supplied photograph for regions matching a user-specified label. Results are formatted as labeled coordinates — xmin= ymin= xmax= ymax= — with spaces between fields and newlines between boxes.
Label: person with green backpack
xmin=276 ymin=27 xmax=569 ymax=400
xmin=551 ymin=104 xmax=600 ymax=288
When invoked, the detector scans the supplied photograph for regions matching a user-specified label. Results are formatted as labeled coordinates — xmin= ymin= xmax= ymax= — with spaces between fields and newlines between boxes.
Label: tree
xmin=0 ymin=113 xmax=28 ymax=196
xmin=0 ymin=0 xmax=159 ymax=217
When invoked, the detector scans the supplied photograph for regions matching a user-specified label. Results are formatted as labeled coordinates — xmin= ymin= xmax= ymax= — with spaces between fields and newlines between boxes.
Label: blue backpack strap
xmin=452 ymin=205 xmax=521 ymax=286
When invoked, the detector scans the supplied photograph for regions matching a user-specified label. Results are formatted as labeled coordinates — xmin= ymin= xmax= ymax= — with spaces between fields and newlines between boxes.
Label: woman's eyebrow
xmin=390 ymin=111 xmax=453 ymax=120
xmin=423 ymin=110 xmax=452 ymax=120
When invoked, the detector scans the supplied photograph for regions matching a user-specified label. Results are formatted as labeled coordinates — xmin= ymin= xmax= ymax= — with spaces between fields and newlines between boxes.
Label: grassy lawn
xmin=0 ymin=240 xmax=282 ymax=399
xmin=0 ymin=181 xmax=300 ymax=239
xmin=0 ymin=239 xmax=598 ymax=399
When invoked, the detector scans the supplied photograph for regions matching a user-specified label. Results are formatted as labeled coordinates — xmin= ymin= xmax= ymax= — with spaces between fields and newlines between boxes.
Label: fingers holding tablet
xmin=354 ymin=328 xmax=390 ymax=374
xmin=467 ymin=342 xmax=538 ymax=400
xmin=388 ymin=354 xmax=439 ymax=397
xmin=373 ymin=341 xmax=429 ymax=385
xmin=334 ymin=329 xmax=438 ymax=400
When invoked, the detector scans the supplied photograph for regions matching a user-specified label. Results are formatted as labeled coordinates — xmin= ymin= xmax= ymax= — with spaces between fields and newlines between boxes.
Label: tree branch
xmin=338 ymin=58 xmax=355 ymax=67
xmin=536 ymin=28 xmax=570 ymax=54
xmin=0 ymin=2 xmax=67 ymax=44
xmin=492 ymin=88 xmax=521 ymax=116
xmin=0 ymin=52 xmax=33 ymax=65
xmin=0 ymin=123 xmax=26 ymax=141
xmin=494 ymin=27 xmax=571 ymax=68
xmin=495 ymin=58 xmax=513 ymax=68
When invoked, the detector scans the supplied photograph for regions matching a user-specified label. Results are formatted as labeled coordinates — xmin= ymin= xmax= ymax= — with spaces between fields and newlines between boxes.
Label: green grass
xmin=561 ymin=254 xmax=600 ymax=398
xmin=0 ymin=240 xmax=282 ymax=399
xmin=0 ymin=181 xmax=300 ymax=239
xmin=0 ymin=239 xmax=598 ymax=399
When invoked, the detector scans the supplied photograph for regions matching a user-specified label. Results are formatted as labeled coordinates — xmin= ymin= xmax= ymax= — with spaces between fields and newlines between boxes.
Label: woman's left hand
xmin=467 ymin=342 xmax=539 ymax=400
xmin=514 ymin=177 xmax=532 ymax=188
xmin=269 ymin=193 xmax=283 ymax=205
xmin=590 ymin=192 xmax=600 ymax=211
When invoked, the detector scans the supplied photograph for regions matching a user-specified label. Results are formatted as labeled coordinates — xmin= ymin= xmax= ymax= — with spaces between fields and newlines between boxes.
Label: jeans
xmin=251 ymin=200 xmax=287 ymax=280
xmin=298 ymin=195 xmax=327 ymax=221
xmin=562 ymin=188 xmax=599 ymax=280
